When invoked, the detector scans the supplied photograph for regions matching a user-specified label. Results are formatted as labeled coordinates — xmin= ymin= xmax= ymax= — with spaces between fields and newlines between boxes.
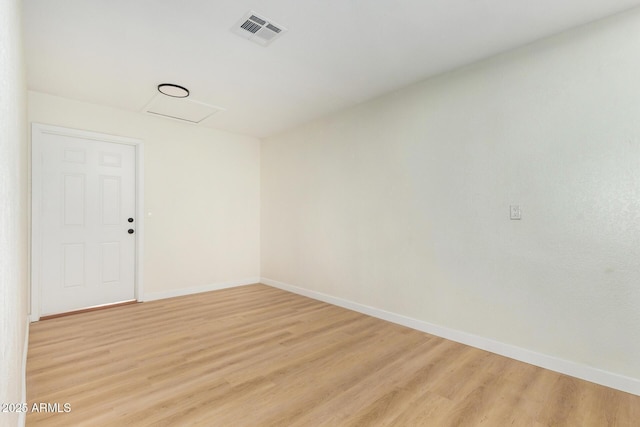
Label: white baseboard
xmin=261 ymin=277 xmax=640 ymax=397
xmin=142 ymin=277 xmax=260 ymax=302
xmin=19 ymin=316 xmax=30 ymax=427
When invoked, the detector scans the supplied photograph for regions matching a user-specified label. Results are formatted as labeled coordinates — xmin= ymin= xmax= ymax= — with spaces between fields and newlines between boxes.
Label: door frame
xmin=30 ymin=123 xmax=145 ymax=321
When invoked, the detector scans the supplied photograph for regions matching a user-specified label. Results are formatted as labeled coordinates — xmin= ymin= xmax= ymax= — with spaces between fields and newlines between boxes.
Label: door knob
xmin=128 ymin=218 xmax=134 ymax=223
xmin=128 ymin=229 xmax=135 ymax=234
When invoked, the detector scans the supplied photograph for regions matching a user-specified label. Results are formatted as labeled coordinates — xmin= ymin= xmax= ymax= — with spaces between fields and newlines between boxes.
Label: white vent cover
xmin=232 ymin=11 xmax=287 ymax=46
xmin=143 ymin=94 xmax=225 ymax=124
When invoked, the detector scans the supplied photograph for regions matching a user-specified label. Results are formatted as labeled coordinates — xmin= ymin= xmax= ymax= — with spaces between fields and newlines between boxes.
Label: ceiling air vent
xmin=232 ymin=11 xmax=287 ymax=46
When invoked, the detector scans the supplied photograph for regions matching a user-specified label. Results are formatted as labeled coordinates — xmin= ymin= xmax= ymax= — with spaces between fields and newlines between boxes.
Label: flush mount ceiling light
xmin=157 ymin=83 xmax=189 ymax=98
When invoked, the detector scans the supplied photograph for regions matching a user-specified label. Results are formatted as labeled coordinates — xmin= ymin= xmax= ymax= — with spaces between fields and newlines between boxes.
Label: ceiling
xmin=24 ymin=0 xmax=640 ymax=138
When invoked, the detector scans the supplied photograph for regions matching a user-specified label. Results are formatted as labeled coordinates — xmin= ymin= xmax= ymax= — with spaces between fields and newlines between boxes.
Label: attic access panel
xmin=143 ymin=94 xmax=225 ymax=124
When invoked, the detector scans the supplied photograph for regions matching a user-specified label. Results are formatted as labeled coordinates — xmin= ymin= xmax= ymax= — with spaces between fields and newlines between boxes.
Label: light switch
xmin=510 ymin=205 xmax=521 ymax=220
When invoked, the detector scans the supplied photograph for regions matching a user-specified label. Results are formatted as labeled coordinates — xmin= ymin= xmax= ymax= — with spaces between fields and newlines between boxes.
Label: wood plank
xmin=26 ymin=284 xmax=640 ymax=426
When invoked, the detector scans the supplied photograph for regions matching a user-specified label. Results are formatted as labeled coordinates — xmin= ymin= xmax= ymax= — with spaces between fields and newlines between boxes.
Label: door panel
xmin=101 ymin=242 xmax=121 ymax=284
xmin=35 ymin=128 xmax=137 ymax=316
xmin=63 ymin=243 xmax=85 ymax=288
xmin=63 ymin=174 xmax=85 ymax=225
xmin=100 ymin=175 xmax=121 ymax=225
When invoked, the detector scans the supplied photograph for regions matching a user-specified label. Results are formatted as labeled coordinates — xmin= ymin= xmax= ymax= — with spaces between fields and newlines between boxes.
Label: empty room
xmin=2 ymin=0 xmax=640 ymax=426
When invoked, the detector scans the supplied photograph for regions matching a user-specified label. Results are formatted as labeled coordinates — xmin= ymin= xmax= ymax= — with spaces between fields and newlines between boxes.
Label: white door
xmin=33 ymin=125 xmax=138 ymax=316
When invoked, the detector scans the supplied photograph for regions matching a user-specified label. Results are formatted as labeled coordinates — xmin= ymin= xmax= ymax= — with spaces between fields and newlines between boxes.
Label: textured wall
xmin=28 ymin=92 xmax=261 ymax=297
xmin=262 ymin=8 xmax=640 ymax=380
xmin=0 ymin=0 xmax=29 ymax=424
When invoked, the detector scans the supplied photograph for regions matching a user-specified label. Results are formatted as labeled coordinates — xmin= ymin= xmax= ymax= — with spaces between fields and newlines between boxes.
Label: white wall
xmin=262 ymin=8 xmax=640 ymax=383
xmin=29 ymin=92 xmax=261 ymax=299
xmin=0 ymin=0 xmax=29 ymax=425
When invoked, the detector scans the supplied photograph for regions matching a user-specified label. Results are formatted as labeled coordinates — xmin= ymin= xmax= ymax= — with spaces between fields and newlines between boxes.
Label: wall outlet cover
xmin=510 ymin=205 xmax=522 ymax=220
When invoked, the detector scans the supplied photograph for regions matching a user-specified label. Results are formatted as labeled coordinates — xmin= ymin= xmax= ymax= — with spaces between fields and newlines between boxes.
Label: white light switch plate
xmin=510 ymin=205 xmax=521 ymax=220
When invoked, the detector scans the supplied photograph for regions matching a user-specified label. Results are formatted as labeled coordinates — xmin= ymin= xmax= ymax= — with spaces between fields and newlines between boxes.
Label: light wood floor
xmin=27 ymin=284 xmax=640 ymax=426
